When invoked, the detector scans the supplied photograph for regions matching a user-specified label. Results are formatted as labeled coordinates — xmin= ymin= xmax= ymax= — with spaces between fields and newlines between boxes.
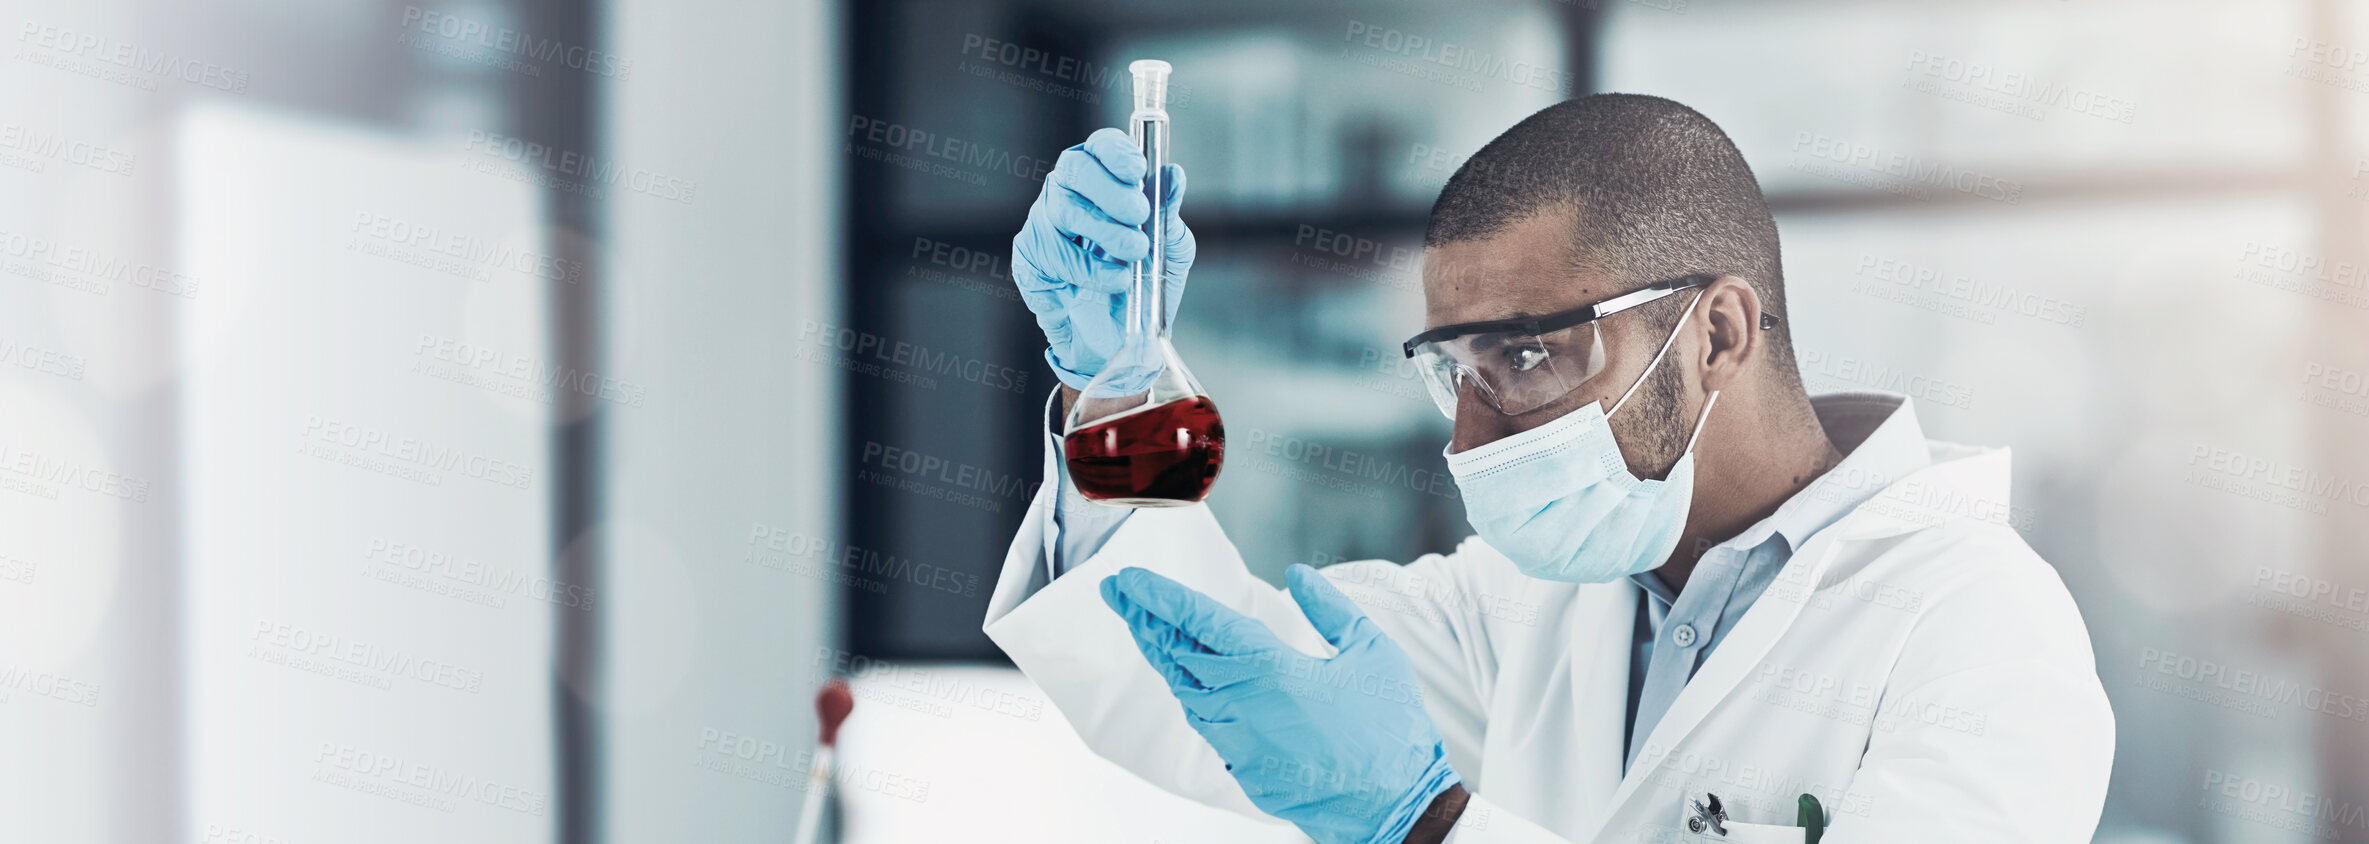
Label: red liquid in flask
xmin=1063 ymin=396 xmax=1225 ymax=505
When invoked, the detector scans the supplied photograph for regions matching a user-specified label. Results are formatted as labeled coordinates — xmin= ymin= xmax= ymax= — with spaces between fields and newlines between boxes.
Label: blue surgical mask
xmin=1443 ymin=293 xmax=1718 ymax=583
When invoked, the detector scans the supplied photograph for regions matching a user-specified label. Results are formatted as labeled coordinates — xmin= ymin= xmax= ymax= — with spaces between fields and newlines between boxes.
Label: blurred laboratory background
xmin=1 ymin=0 xmax=2364 ymax=841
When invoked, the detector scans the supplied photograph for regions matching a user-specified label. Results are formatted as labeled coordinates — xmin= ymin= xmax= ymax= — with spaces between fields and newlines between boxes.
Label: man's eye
xmin=1507 ymin=346 xmax=1548 ymax=373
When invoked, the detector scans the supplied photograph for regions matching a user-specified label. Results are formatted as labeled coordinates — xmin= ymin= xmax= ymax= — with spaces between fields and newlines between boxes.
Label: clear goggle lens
xmin=1408 ymin=323 xmax=1607 ymax=419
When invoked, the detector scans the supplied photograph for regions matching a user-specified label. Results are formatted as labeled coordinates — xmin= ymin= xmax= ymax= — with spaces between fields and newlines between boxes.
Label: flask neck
xmin=1127 ymin=115 xmax=1169 ymax=341
xmin=1128 ymin=256 xmax=1167 ymax=339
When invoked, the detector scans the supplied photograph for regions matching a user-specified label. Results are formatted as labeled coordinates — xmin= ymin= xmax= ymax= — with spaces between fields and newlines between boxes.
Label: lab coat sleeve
xmin=982 ymin=490 xmax=1503 ymax=824
xmin=982 ymin=493 xmax=1335 ymax=820
xmin=1038 ymin=388 xmax=1132 ymax=580
xmin=1822 ymin=539 xmax=2115 ymax=843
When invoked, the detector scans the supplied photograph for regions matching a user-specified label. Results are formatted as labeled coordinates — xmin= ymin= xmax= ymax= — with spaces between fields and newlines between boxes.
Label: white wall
xmin=180 ymin=103 xmax=558 ymax=844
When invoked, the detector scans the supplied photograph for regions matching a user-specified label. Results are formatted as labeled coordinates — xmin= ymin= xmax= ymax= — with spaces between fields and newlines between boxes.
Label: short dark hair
xmin=1424 ymin=94 xmax=1798 ymax=384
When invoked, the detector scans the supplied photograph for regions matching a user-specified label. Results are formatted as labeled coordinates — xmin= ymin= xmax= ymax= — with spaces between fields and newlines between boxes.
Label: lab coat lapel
xmin=1577 ymin=444 xmax=2016 ymax=839
xmin=1585 ymin=527 xmax=1855 ymax=836
xmin=1565 ymin=578 xmax=1639 ymax=829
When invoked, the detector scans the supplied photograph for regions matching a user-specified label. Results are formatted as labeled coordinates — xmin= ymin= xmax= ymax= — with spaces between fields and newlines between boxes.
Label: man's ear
xmin=1697 ymin=275 xmax=1762 ymax=393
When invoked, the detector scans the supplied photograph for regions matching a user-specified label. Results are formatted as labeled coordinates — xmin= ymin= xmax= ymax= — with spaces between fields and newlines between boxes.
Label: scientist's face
xmin=1422 ymin=208 xmax=1699 ymax=478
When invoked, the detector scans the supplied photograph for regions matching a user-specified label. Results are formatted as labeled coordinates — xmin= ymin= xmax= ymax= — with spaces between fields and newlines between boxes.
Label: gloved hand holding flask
xmin=1014 ymin=60 xmax=1223 ymax=506
xmin=1010 ymin=134 xmax=1194 ymax=390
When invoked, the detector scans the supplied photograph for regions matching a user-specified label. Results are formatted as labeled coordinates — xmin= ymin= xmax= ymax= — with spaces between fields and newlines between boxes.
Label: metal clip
xmin=1686 ymin=793 xmax=1729 ymax=836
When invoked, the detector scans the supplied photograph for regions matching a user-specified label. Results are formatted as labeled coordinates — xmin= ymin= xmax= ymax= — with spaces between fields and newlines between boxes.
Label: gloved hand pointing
xmin=1101 ymin=564 xmax=1462 ymax=844
xmin=1012 ymin=128 xmax=1196 ymax=391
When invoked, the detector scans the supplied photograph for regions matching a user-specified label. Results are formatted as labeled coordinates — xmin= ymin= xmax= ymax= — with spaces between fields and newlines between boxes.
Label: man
xmin=984 ymin=94 xmax=2113 ymax=843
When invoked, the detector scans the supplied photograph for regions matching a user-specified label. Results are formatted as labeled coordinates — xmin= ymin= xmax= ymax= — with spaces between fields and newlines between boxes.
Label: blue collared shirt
xmin=1621 ymin=394 xmax=1931 ymax=772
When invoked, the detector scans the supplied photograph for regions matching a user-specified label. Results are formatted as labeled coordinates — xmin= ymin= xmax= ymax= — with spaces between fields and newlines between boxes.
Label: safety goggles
xmin=1402 ymin=274 xmax=1767 ymax=419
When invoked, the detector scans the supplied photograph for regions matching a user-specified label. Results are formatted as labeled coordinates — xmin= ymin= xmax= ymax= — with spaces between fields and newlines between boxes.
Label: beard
xmin=1620 ymin=348 xmax=1696 ymax=480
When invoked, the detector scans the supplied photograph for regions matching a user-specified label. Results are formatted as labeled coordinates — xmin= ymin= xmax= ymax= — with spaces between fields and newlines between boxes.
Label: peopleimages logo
xmin=0 ymin=226 xmax=202 ymax=298
xmin=460 ymin=131 xmax=694 ymax=203
xmin=1852 ymin=253 xmax=2085 ymax=327
xmin=798 ymin=319 xmax=1031 ymax=393
xmin=2201 ymin=769 xmax=2369 ymax=833
xmin=845 ymin=115 xmax=1055 ymax=185
xmin=1341 ymin=21 xmax=1574 ymax=95
xmin=15 ymin=21 xmax=251 ymax=93
xmin=313 ymin=742 xmax=548 ymax=816
xmin=398 ymin=6 xmax=632 ymax=80
xmin=0 ymin=123 xmax=136 ymax=175
xmin=252 ymin=619 xmax=487 ymax=694
xmin=955 ymin=35 xmax=1194 ymax=107
xmin=2187 ymin=443 xmax=2369 ymax=510
xmin=0 ymin=664 xmax=100 ymax=707
xmin=1792 ymin=134 xmax=2027 ymax=204
xmin=1238 ymin=428 xmax=1459 ymax=502
xmin=747 ymin=523 xmax=983 ymax=598
xmin=1901 ymin=49 xmax=2139 ymax=124
xmin=414 ymin=334 xmax=647 ymax=409
xmin=2138 ymin=647 xmax=2369 ymax=722
xmin=351 ymin=214 xmax=588 ymax=283
xmin=297 ymin=415 xmax=535 ymax=490
xmin=0 ymin=440 xmax=151 ymax=502
xmin=363 ymin=537 xmax=594 ymax=611
xmin=856 ymin=441 xmax=1037 ymax=502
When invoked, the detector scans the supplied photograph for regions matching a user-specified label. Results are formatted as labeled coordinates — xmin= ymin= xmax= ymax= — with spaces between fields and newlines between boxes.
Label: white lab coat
xmin=982 ymin=399 xmax=2113 ymax=843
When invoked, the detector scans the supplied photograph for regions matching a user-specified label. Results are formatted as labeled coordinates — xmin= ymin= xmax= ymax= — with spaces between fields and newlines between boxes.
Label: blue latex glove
xmin=1012 ymin=128 xmax=1195 ymax=391
xmin=1100 ymin=564 xmax=1461 ymax=844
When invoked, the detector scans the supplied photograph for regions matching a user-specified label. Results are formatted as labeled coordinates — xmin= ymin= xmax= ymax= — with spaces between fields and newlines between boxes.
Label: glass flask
xmin=1061 ymin=60 xmax=1225 ymax=507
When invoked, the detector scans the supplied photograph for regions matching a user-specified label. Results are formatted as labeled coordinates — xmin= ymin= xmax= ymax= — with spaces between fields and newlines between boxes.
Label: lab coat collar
xmin=1723 ymin=388 xmax=2019 ymax=545
xmin=1838 ymin=433 xmax=2014 ymax=542
xmin=1629 ymin=391 xmax=1932 ymax=604
xmin=1719 ymin=391 xmax=1936 ymax=556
